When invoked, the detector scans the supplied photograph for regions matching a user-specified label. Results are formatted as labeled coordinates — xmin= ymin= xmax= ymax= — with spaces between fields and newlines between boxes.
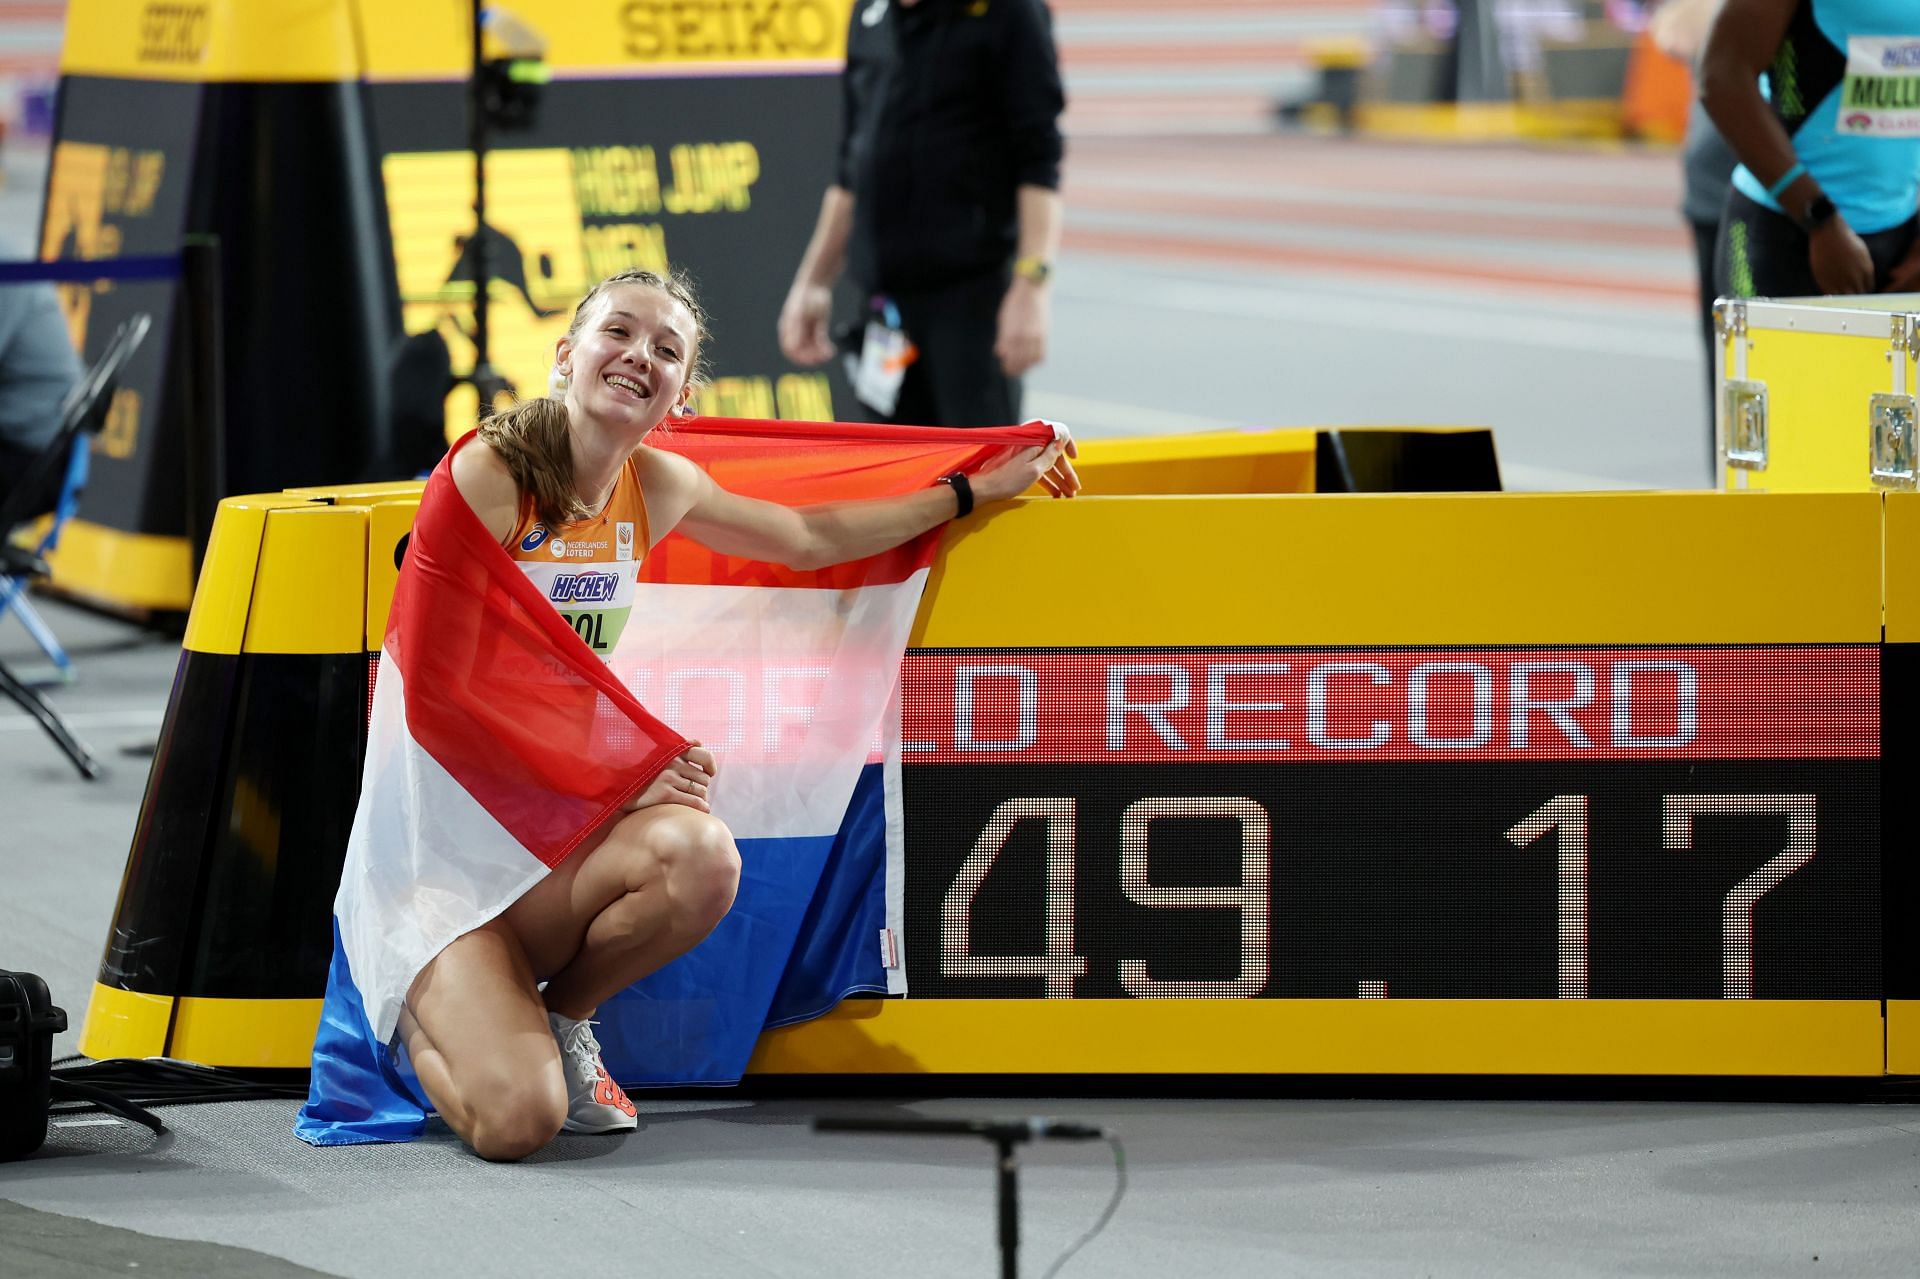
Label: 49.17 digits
xmin=935 ymin=793 xmax=1822 ymax=1002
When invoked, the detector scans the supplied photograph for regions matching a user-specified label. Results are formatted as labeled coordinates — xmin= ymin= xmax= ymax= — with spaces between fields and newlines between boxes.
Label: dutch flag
xmin=296 ymin=417 xmax=1054 ymax=1145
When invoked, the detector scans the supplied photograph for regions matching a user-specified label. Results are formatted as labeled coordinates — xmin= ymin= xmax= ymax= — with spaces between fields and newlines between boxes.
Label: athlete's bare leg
xmin=399 ymin=804 xmax=739 ymax=1160
xmin=399 ymin=921 xmax=565 ymax=1161
xmin=506 ymin=805 xmax=741 ymax=1019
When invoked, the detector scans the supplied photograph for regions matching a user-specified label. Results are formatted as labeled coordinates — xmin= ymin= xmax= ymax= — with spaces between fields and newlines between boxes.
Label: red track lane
xmin=1062 ymin=41 xmax=1314 ymax=66
xmin=1061 ymin=224 xmax=1695 ymax=306
xmin=1065 ymin=182 xmax=1690 ymax=249
xmin=1050 ymin=0 xmax=1374 ymax=11
xmin=1067 ymin=140 xmax=1684 ymax=209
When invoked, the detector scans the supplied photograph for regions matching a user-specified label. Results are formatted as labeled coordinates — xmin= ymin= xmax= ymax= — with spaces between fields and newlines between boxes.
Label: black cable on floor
xmin=47 ymin=1057 xmax=307 ymax=1114
xmin=1041 ymin=1133 xmax=1127 ymax=1278
xmin=49 ymin=1078 xmax=167 ymax=1137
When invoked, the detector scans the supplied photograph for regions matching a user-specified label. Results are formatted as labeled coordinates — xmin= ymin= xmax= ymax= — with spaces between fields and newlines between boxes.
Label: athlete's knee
xmin=464 ymin=1077 xmax=565 ymax=1162
xmin=653 ymin=810 xmax=741 ymax=929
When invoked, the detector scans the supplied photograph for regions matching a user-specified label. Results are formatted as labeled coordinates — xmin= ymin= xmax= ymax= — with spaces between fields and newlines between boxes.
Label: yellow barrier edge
xmin=42 ymin=519 xmax=195 ymax=613
xmin=1355 ymin=100 xmax=1625 ymax=144
xmin=181 ymin=498 xmax=304 ymax=654
xmin=1072 ymin=428 xmax=1318 ymax=467
xmin=1886 ymin=493 xmax=1920 ymax=642
xmin=915 ymin=491 xmax=1883 ymax=648
xmin=1887 ymin=1000 xmax=1920 ymax=1074
xmin=168 ymin=997 xmax=325 ymax=1070
xmin=61 ymin=0 xmax=361 ymax=83
xmin=76 ymin=994 xmax=1890 ymax=1077
xmin=750 ymin=1000 xmax=1885 ymax=1077
xmin=241 ymin=505 xmax=370 ymax=655
xmin=365 ymin=500 xmax=421 ymax=651
xmin=77 ymin=984 xmax=173 ymax=1060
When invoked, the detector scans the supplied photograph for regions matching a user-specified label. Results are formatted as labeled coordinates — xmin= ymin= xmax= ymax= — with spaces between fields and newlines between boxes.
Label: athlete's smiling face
xmin=557 ymin=283 xmax=697 ymax=433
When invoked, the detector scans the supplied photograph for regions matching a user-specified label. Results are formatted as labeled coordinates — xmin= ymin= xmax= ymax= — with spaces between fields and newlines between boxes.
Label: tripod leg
xmin=998 ymin=1137 xmax=1020 ymax=1279
xmin=0 ymin=659 xmax=102 ymax=780
xmin=9 ymin=593 xmax=76 ymax=680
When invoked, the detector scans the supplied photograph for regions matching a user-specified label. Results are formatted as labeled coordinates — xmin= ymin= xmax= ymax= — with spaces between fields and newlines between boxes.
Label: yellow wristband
xmin=1013 ymin=256 xmax=1052 ymax=285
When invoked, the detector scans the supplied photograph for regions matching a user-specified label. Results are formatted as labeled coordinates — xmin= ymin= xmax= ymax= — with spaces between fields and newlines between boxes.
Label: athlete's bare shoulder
xmin=449 ymin=438 xmax=521 ymax=546
xmin=630 ymin=438 xmax=709 ymax=544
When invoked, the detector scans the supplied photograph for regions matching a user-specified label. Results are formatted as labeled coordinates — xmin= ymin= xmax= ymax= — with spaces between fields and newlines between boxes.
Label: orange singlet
xmin=503 ymin=455 xmax=650 ymax=659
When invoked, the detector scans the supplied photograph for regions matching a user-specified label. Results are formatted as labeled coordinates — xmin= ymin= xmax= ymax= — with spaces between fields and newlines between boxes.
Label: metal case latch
xmin=1871 ymin=393 xmax=1918 ymax=489
xmin=1713 ymin=298 xmax=1748 ymax=342
xmin=1723 ymin=380 xmax=1769 ymax=470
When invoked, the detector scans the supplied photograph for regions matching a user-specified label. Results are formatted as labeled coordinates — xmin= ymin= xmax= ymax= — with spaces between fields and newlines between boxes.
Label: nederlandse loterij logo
xmin=550 ymin=538 xmax=568 ymax=557
xmin=521 ymin=524 xmax=550 ymax=552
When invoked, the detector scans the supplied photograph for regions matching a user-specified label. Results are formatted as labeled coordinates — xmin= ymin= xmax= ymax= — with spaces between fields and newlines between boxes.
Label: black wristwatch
xmin=1797 ymin=195 xmax=1838 ymax=234
xmin=937 ymin=471 xmax=974 ymax=518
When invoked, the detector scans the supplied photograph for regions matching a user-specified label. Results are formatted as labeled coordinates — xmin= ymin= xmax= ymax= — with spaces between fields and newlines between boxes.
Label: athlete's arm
xmin=997 ymin=185 xmax=1061 ymax=378
xmin=449 ymin=439 xmax=522 ymax=547
xmin=637 ymin=434 xmax=1079 ymax=571
xmin=777 ymin=186 xmax=853 ymax=366
xmin=1699 ymin=0 xmax=1873 ymax=294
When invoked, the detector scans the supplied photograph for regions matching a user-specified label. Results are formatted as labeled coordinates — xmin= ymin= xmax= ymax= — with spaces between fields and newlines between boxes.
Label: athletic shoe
xmin=549 ymin=1011 xmax=638 ymax=1134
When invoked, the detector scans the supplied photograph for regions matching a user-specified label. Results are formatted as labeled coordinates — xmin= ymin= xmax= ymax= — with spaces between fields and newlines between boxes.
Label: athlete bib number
xmin=1840 ymin=37 xmax=1920 ymax=136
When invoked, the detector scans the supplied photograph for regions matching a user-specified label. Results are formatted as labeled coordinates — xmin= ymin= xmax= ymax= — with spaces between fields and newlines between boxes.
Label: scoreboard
xmin=74 ymin=479 xmax=1919 ymax=1079
xmin=897 ymin=647 xmax=1880 ymax=1002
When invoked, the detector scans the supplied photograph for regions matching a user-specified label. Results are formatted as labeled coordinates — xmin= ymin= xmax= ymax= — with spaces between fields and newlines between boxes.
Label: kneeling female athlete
xmin=399 ymin=268 xmax=1078 ymax=1160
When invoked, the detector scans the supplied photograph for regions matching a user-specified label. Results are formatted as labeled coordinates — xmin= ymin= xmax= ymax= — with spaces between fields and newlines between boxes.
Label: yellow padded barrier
xmin=1888 ymin=1001 xmax=1920 ymax=1075
xmin=41 ymin=519 xmax=196 ymax=614
xmin=916 ymin=491 xmax=1882 ymax=648
xmin=353 ymin=0 xmax=854 ymax=80
xmin=1886 ymin=492 xmax=1920 ymax=642
xmin=181 ymin=496 xmax=312 ymax=655
xmin=61 ymin=0 xmax=363 ymax=82
xmin=750 ymin=999 xmax=1886 ymax=1077
xmin=78 ymin=989 xmax=1889 ymax=1077
xmin=239 ymin=504 xmax=368 ymax=656
xmin=1066 ymin=428 xmax=1318 ymax=495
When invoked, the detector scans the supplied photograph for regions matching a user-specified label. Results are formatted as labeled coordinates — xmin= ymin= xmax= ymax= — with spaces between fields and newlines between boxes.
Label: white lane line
xmin=1499 ymin=462 xmax=1653 ymax=492
xmin=1062 ymin=272 xmax=1698 ymax=361
xmin=0 ymin=709 xmax=165 ymax=733
xmin=1068 ymin=171 xmax=1682 ymax=226
xmin=1025 ymin=391 xmax=1643 ymax=491
xmin=1026 ymin=391 xmax=1251 ymax=436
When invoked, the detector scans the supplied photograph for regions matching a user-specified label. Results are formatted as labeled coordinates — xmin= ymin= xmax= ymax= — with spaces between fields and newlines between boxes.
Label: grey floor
xmin=5 ymin=47 xmax=1919 ymax=1279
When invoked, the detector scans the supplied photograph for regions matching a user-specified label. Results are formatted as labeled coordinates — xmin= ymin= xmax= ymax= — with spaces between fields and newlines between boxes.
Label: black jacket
xmin=837 ymin=0 xmax=1065 ymax=293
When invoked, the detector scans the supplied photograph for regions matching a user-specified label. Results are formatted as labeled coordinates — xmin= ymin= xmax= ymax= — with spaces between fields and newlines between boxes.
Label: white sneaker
xmin=549 ymin=1011 xmax=638 ymax=1134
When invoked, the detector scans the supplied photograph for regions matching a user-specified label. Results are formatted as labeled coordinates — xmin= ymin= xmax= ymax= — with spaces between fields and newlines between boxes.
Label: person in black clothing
xmin=0 ymin=275 xmax=82 ymax=521
xmin=777 ymin=0 xmax=1066 ymax=427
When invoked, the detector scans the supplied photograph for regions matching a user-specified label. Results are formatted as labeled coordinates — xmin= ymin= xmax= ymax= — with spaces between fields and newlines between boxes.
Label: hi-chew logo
xmin=521 ymin=524 xmax=550 ymax=552
xmin=549 ymin=572 xmax=622 ymax=604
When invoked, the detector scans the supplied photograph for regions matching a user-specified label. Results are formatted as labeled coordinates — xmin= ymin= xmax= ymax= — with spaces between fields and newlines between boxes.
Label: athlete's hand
xmin=1809 ymin=218 xmax=1875 ymax=295
xmin=995 ymin=276 xmax=1051 ymax=377
xmin=1882 ymin=237 xmax=1920 ymax=294
xmin=623 ymin=743 xmax=719 ymax=814
xmin=970 ymin=424 xmax=1080 ymax=504
xmin=778 ymin=283 xmax=836 ymax=366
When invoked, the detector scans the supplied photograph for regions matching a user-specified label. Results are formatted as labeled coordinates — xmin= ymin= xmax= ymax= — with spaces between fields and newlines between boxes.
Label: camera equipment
xmin=0 ymin=970 xmax=67 ymax=1160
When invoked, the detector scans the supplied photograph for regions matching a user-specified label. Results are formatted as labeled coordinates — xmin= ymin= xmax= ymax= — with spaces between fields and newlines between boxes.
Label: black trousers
xmin=1714 ymin=188 xmax=1918 ymax=300
xmin=1691 ymin=217 xmax=1723 ymax=475
xmin=0 ymin=438 xmax=60 ymax=524
xmin=868 ymin=270 xmax=1021 ymax=428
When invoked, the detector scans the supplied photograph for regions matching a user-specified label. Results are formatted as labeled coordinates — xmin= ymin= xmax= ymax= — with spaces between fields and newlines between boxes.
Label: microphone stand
xmin=813 ymin=1115 xmax=1104 ymax=1279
